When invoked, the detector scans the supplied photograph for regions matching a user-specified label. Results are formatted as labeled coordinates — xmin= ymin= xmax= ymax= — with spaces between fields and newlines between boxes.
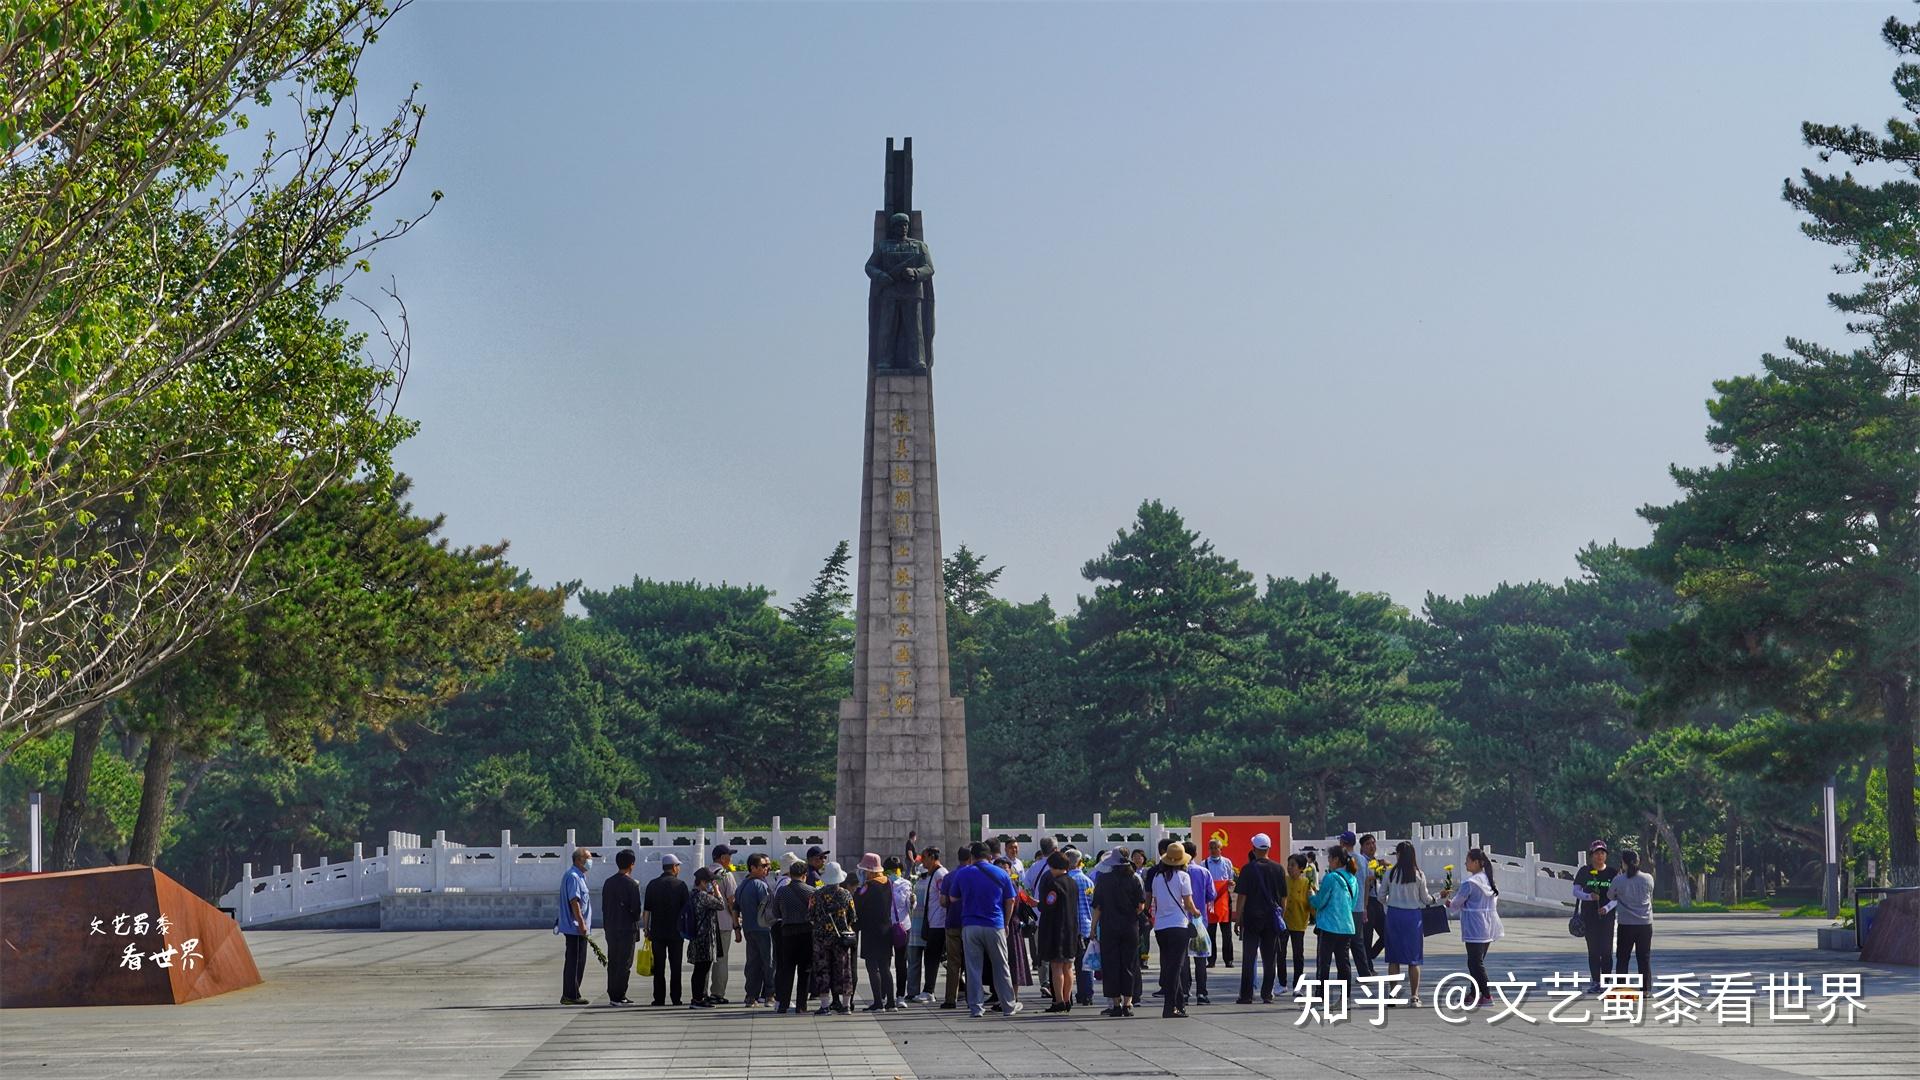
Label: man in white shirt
xmin=1202 ymin=838 xmax=1236 ymax=969
xmin=1021 ymin=837 xmax=1058 ymax=896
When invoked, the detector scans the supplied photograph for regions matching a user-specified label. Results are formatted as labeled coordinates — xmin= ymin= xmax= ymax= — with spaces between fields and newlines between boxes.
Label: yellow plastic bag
xmin=636 ymin=940 xmax=654 ymax=977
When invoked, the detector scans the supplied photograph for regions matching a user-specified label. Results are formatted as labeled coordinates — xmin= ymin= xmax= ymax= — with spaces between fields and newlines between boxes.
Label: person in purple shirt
xmin=1182 ymin=841 xmax=1215 ymax=1005
xmin=949 ymin=841 xmax=1022 ymax=1018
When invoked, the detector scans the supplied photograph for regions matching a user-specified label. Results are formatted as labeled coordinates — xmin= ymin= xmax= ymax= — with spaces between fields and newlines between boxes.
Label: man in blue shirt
xmin=949 ymin=841 xmax=1022 ymax=1018
xmin=1063 ymin=849 xmax=1096 ymax=1005
xmin=553 ymin=847 xmax=594 ymax=1005
xmin=735 ymin=853 xmax=774 ymax=1007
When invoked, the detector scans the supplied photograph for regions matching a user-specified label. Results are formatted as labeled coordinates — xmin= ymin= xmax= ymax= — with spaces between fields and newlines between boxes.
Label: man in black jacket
xmin=603 ymin=849 xmax=643 ymax=1005
xmin=642 ymin=854 xmax=691 ymax=1006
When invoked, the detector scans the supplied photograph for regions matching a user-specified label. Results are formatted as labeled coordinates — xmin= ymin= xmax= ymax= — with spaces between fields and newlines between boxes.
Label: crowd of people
xmin=552 ymin=828 xmax=1658 ymax=1017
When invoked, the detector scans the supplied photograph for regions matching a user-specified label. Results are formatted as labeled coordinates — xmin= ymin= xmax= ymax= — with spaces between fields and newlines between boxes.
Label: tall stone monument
xmin=836 ymin=138 xmax=971 ymax=863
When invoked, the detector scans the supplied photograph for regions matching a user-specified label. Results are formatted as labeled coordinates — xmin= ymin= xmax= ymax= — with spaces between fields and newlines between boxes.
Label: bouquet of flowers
xmin=1443 ymin=865 xmax=1456 ymax=892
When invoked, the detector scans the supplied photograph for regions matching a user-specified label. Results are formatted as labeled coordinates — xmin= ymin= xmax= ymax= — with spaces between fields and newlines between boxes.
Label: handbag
xmin=890 ymin=922 xmax=908 ymax=950
xmin=1188 ymin=914 xmax=1212 ymax=957
xmin=635 ymin=940 xmax=654 ymax=977
xmin=1250 ymin=863 xmax=1286 ymax=935
xmin=1421 ymin=904 xmax=1450 ymax=937
xmin=1567 ymin=915 xmax=1586 ymax=938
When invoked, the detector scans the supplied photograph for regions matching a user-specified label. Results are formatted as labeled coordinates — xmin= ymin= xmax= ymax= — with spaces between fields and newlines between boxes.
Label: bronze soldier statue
xmin=865 ymin=212 xmax=935 ymax=372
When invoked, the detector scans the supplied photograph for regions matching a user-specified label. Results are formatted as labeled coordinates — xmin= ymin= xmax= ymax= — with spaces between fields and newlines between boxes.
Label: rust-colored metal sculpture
xmin=0 ymin=865 xmax=262 ymax=1007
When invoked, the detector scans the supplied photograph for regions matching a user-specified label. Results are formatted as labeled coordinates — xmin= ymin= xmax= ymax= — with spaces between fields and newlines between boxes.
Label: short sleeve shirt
xmin=1185 ymin=864 xmax=1215 ymax=925
xmin=951 ymin=862 xmax=1017 ymax=929
xmin=924 ymin=867 xmax=950 ymax=929
xmin=554 ymin=866 xmax=591 ymax=935
xmin=1149 ymin=866 xmax=1194 ymax=932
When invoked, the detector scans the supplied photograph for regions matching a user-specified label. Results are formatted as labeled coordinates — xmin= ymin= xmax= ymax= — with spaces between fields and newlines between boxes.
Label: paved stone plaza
xmin=1 ymin=914 xmax=1913 ymax=1079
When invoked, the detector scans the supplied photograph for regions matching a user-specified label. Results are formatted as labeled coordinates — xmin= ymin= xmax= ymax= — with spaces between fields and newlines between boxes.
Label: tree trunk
xmin=1886 ymin=678 xmax=1917 ymax=886
xmin=1313 ymin=776 xmax=1330 ymax=838
xmin=1718 ymin=817 xmax=1741 ymax=904
xmin=127 ymin=725 xmax=179 ymax=867
xmin=173 ymin=756 xmax=213 ymax=815
xmin=1649 ymin=810 xmax=1691 ymax=907
xmin=1518 ymin=786 xmax=1553 ymax=863
xmin=50 ymin=705 xmax=108 ymax=871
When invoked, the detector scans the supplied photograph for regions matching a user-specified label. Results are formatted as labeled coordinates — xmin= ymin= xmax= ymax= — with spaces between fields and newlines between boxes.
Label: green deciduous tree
xmin=1 ymin=0 xmax=437 ymax=746
xmin=109 ymin=476 xmax=566 ymax=866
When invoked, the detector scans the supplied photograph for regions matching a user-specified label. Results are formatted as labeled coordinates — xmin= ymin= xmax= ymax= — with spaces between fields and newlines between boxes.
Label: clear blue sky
xmin=351 ymin=1 xmax=1894 ymax=614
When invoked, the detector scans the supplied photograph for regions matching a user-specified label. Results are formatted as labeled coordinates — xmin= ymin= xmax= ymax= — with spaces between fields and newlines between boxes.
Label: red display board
xmin=1189 ymin=814 xmax=1292 ymax=869
xmin=0 ymin=865 xmax=262 ymax=1008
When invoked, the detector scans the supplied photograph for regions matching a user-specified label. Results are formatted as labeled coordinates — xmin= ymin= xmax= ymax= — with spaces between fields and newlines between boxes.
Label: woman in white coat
xmin=1441 ymin=847 xmax=1503 ymax=1009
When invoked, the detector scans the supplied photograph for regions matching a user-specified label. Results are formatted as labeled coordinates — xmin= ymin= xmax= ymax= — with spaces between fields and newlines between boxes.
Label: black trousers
xmin=606 ymin=930 xmax=636 ymax=1002
xmin=892 ymin=938 xmax=908 ymax=997
xmin=1099 ymin=928 xmax=1140 ymax=1000
xmin=649 ymin=935 xmax=684 ymax=1005
xmin=1365 ymin=897 xmax=1388 ymax=959
xmin=1314 ymin=929 xmax=1354 ymax=986
xmin=1346 ymin=913 xmax=1373 ymax=976
xmin=922 ymin=928 xmax=945 ymax=994
xmin=1615 ymin=924 xmax=1652 ymax=991
xmin=1208 ymin=919 xmax=1234 ymax=966
xmin=1155 ymin=927 xmax=1191 ymax=1015
xmin=691 ymin=960 xmax=712 ymax=1003
xmin=562 ymin=933 xmax=588 ymax=1000
xmin=1283 ymin=929 xmax=1305 ymax=992
xmin=1584 ymin=912 xmax=1616 ymax=987
xmin=864 ymin=939 xmax=896 ymax=1006
xmin=1190 ymin=934 xmax=1209 ymax=1000
xmin=1466 ymin=941 xmax=1491 ymax=996
xmin=1239 ymin=925 xmax=1279 ymax=1000
xmin=775 ymin=928 xmax=813 ymax=1008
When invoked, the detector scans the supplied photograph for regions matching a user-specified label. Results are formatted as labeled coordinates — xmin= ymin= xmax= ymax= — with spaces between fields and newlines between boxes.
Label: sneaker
xmin=1234 ymin=997 xmax=1253 ymax=1005
xmin=888 ymin=1001 xmax=909 ymax=1012
xmin=1260 ymin=995 xmax=1274 ymax=1004
xmin=969 ymin=1009 xmax=986 ymax=1018
xmin=1001 ymin=1001 xmax=1024 ymax=1017
xmin=940 ymin=1001 xmax=957 ymax=1009
xmin=1100 ymin=1006 xmax=1123 ymax=1017
xmin=774 ymin=1004 xmax=788 ymax=1014
xmin=862 ymin=1002 xmax=884 ymax=1013
xmin=560 ymin=997 xmax=589 ymax=1006
xmin=1121 ymin=1005 xmax=1135 ymax=1017
xmin=709 ymin=996 xmax=731 ymax=1005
